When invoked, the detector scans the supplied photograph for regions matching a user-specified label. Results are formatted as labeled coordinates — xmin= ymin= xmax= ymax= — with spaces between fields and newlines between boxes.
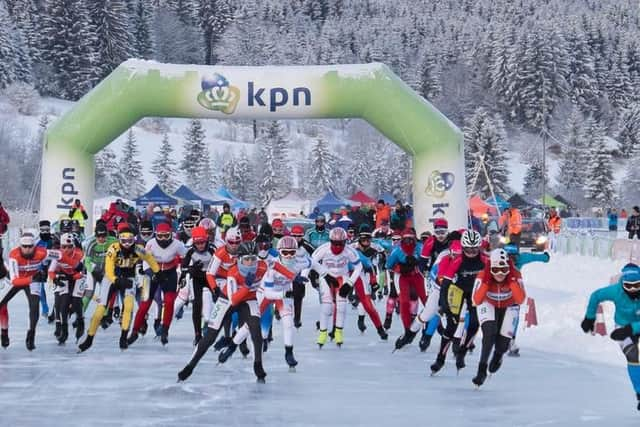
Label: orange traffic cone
xmin=593 ymin=304 xmax=607 ymax=336
xmin=525 ymin=297 xmax=538 ymax=328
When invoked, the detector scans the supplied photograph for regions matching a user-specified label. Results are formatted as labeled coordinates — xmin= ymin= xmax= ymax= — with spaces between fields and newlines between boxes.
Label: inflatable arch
xmin=40 ymin=60 xmax=465 ymax=233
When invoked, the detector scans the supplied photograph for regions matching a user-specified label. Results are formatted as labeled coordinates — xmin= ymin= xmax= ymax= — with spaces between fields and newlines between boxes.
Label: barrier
xmin=554 ymin=230 xmax=640 ymax=261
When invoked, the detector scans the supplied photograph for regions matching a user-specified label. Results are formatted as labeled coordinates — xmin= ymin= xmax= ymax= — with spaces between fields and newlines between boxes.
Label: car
xmin=282 ymin=217 xmax=315 ymax=234
xmin=519 ymin=217 xmax=549 ymax=251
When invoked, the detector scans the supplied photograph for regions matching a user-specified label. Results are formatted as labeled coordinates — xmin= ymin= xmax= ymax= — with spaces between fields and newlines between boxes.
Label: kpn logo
xmin=197 ymin=73 xmax=240 ymax=114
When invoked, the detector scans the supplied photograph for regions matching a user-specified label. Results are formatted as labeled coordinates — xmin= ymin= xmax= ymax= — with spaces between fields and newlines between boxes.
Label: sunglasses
xmin=140 ymin=231 xmax=153 ymax=237
xmin=120 ymin=238 xmax=134 ymax=246
xmin=241 ymin=255 xmax=258 ymax=263
xmin=623 ymin=280 xmax=640 ymax=292
xmin=156 ymin=232 xmax=172 ymax=240
xmin=491 ymin=266 xmax=509 ymax=274
xmin=330 ymin=240 xmax=346 ymax=247
xmin=40 ymin=227 xmax=51 ymax=233
xmin=463 ymin=247 xmax=480 ymax=256
xmin=434 ymin=230 xmax=448 ymax=236
xmin=21 ymin=244 xmax=35 ymax=249
xmin=280 ymin=249 xmax=296 ymax=257
xmin=401 ymin=237 xmax=415 ymax=244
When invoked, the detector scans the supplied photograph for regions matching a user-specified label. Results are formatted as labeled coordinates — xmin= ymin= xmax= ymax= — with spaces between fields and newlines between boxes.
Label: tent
xmin=266 ymin=191 xmax=312 ymax=219
xmin=378 ymin=192 xmax=396 ymax=205
xmin=485 ymin=195 xmax=510 ymax=210
xmin=173 ymin=185 xmax=225 ymax=208
xmin=134 ymin=184 xmax=178 ymax=207
xmin=350 ymin=191 xmax=376 ymax=205
xmin=469 ymin=195 xmax=497 ymax=217
xmin=216 ymin=186 xmax=251 ymax=210
xmin=507 ymin=193 xmax=536 ymax=209
xmin=541 ymin=194 xmax=567 ymax=208
xmin=553 ymin=194 xmax=574 ymax=208
xmin=315 ymin=191 xmax=349 ymax=214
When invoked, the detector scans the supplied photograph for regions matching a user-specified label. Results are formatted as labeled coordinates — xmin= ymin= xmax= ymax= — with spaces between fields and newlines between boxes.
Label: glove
xmin=284 ymin=290 xmax=294 ymax=298
xmin=189 ymin=260 xmax=204 ymax=277
xmin=212 ymin=286 xmax=223 ymax=301
xmin=399 ymin=263 xmax=414 ymax=275
xmin=292 ymin=274 xmax=308 ymax=287
xmin=91 ymin=268 xmax=104 ymax=283
xmin=245 ymin=271 xmax=256 ymax=288
xmin=405 ymin=255 xmax=417 ymax=267
xmin=339 ymin=281 xmax=353 ymax=298
xmin=324 ymin=274 xmax=339 ymax=288
xmin=580 ymin=317 xmax=595 ymax=333
xmin=138 ymin=264 xmax=145 ymax=275
xmin=610 ymin=325 xmax=633 ymax=341
xmin=363 ymin=265 xmax=373 ymax=274
xmin=348 ymin=291 xmax=359 ymax=308
xmin=32 ymin=269 xmax=47 ymax=283
xmin=115 ymin=277 xmax=133 ymax=290
xmin=371 ymin=282 xmax=379 ymax=299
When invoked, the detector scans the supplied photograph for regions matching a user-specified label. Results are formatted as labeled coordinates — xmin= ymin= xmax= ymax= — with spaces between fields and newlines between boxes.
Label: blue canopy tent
xmin=173 ymin=185 xmax=225 ymax=208
xmin=379 ymin=192 xmax=396 ymax=205
xmin=485 ymin=195 xmax=510 ymax=211
xmin=216 ymin=186 xmax=250 ymax=209
xmin=315 ymin=191 xmax=348 ymax=214
xmin=134 ymin=184 xmax=178 ymax=206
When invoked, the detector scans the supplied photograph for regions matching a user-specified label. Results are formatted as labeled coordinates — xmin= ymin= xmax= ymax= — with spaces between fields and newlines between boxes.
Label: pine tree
xmin=87 ymin=0 xmax=133 ymax=78
xmin=387 ymin=150 xmax=412 ymax=201
xmin=607 ymin=49 xmax=631 ymax=111
xmin=616 ymin=104 xmax=640 ymax=158
xmin=565 ymin=27 xmax=599 ymax=115
xmin=197 ymin=146 xmax=214 ymax=193
xmin=181 ymin=119 xmax=207 ymax=190
xmin=463 ymin=107 xmax=510 ymax=198
xmin=94 ymin=147 xmax=120 ymax=195
xmin=131 ymin=0 xmax=154 ymax=58
xmin=40 ymin=0 xmax=100 ymax=100
xmin=583 ymin=118 xmax=614 ymax=207
xmin=150 ymin=133 xmax=178 ymax=193
xmin=6 ymin=0 xmax=41 ymax=64
xmin=233 ymin=148 xmax=253 ymax=201
xmin=0 ymin=3 xmax=18 ymax=89
xmin=623 ymin=144 xmax=640 ymax=206
xmin=556 ymin=109 xmax=588 ymax=206
xmin=119 ymin=129 xmax=146 ymax=198
xmin=196 ymin=0 xmax=234 ymax=64
xmin=258 ymin=121 xmax=291 ymax=204
xmin=307 ymin=135 xmax=337 ymax=197
xmin=522 ymin=156 xmax=547 ymax=201
xmin=417 ymin=50 xmax=441 ymax=100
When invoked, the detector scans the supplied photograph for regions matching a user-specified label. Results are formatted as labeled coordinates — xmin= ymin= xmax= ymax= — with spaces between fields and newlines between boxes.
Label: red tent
xmin=350 ymin=191 xmax=376 ymax=205
xmin=469 ymin=195 xmax=497 ymax=217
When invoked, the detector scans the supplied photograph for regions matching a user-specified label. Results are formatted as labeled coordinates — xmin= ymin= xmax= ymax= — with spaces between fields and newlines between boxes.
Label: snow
xmin=1 ymin=252 xmax=639 ymax=425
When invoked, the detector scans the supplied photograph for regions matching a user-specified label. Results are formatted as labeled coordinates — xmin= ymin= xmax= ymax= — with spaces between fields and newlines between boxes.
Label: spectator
xmin=216 ymin=202 xmax=237 ymax=231
xmin=390 ymin=200 xmax=407 ymax=231
xmin=468 ymin=210 xmax=482 ymax=233
xmin=151 ymin=206 xmax=167 ymax=230
xmin=375 ymin=200 xmax=391 ymax=228
xmin=258 ymin=207 xmax=269 ymax=225
xmin=620 ymin=208 xmax=628 ymax=219
xmin=0 ymin=201 xmax=9 ymax=236
xmin=626 ymin=206 xmax=640 ymax=240
xmin=334 ymin=206 xmax=353 ymax=231
xmin=499 ymin=206 xmax=523 ymax=247
xmin=68 ymin=198 xmax=89 ymax=233
xmin=608 ymin=208 xmax=619 ymax=233
xmin=248 ymin=208 xmax=258 ymax=227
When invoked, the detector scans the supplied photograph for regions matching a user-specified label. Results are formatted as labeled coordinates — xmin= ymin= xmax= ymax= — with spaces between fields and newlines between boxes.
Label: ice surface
xmin=0 ymin=253 xmax=638 ymax=426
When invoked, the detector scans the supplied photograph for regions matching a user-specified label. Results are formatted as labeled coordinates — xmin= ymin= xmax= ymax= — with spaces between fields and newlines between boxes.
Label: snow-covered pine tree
xmin=195 ymin=0 xmax=234 ymax=65
xmin=616 ymin=104 xmax=640 ymax=158
xmin=232 ymin=148 xmax=253 ymax=201
xmin=606 ymin=49 xmax=632 ymax=112
xmin=623 ymin=143 xmax=640 ymax=206
xmin=166 ymin=0 xmax=195 ymax=25
xmin=583 ymin=117 xmax=614 ymax=207
xmin=40 ymin=0 xmax=100 ymax=100
xmin=556 ymin=109 xmax=588 ymax=206
xmin=153 ymin=8 xmax=203 ymax=64
xmin=342 ymin=141 xmax=371 ymax=196
xmin=307 ymin=135 xmax=337 ymax=197
xmin=257 ymin=121 xmax=291 ymax=204
xmin=181 ymin=119 xmax=207 ymax=190
xmin=0 ymin=3 xmax=19 ymax=89
xmin=387 ymin=150 xmax=412 ymax=202
xmin=150 ymin=133 xmax=178 ymax=193
xmin=522 ymin=156 xmax=547 ymax=201
xmin=417 ymin=49 xmax=441 ymax=101
xmin=463 ymin=107 xmax=510 ymax=198
xmin=119 ymin=129 xmax=146 ymax=198
xmin=197 ymin=146 xmax=214 ymax=193
xmin=94 ymin=147 xmax=120 ymax=195
xmin=87 ymin=0 xmax=133 ymax=79
xmin=131 ymin=0 xmax=154 ymax=59
xmin=565 ymin=26 xmax=599 ymax=115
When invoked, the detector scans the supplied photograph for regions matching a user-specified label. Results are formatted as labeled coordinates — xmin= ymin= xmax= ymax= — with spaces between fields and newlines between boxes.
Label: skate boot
xmin=334 ymin=327 xmax=344 ymax=347
xmin=58 ymin=323 xmax=69 ymax=345
xmin=377 ymin=326 xmax=388 ymax=341
xmin=253 ymin=361 xmax=267 ymax=383
xmin=239 ymin=340 xmax=250 ymax=358
xmin=113 ymin=306 xmax=121 ymax=319
xmin=315 ymin=320 xmax=320 ymax=330
xmin=177 ymin=364 xmax=194 ymax=382
xmin=468 ymin=342 xmax=476 ymax=354
xmin=54 ymin=322 xmax=61 ymax=338
xmin=430 ymin=354 xmax=446 ymax=375
xmin=153 ymin=318 xmax=161 ymax=336
xmin=285 ymin=346 xmax=298 ymax=371
xmin=77 ymin=335 xmax=94 ymax=353
xmin=456 ymin=347 xmax=468 ymax=371
xmin=357 ymin=315 xmax=366 ymax=333
xmin=218 ymin=343 xmax=237 ymax=364
xmin=419 ymin=334 xmax=432 ymax=352
xmin=262 ymin=339 xmax=269 ymax=353
xmin=1 ymin=329 xmax=8 ymax=348
xmin=119 ymin=330 xmax=128 ymax=350
xmin=317 ymin=329 xmax=328 ymax=348
xmin=25 ymin=329 xmax=35 ymax=351
xmin=213 ymin=336 xmax=232 ymax=351
xmin=394 ymin=329 xmax=416 ymax=350
xmin=294 ymin=319 xmax=302 ymax=329
xmin=75 ymin=317 xmax=85 ymax=341
xmin=488 ymin=353 xmax=503 ymax=374
xmin=48 ymin=312 xmax=55 ymax=324
xmin=127 ymin=331 xmax=139 ymax=346
xmin=383 ymin=313 xmax=392 ymax=330
xmin=472 ymin=363 xmax=488 ymax=387
xmin=160 ymin=328 xmax=169 ymax=346
xmin=139 ymin=319 xmax=148 ymax=336
xmin=193 ymin=333 xmax=202 ymax=346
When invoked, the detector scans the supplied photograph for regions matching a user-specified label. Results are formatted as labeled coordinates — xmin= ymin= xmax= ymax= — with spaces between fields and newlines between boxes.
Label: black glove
xmin=292 ymin=274 xmax=308 ymax=288
xmin=115 ymin=277 xmax=133 ymax=290
xmin=610 ymin=325 xmax=633 ymax=341
xmin=406 ymin=255 xmax=417 ymax=267
xmin=348 ymin=291 xmax=359 ymax=308
xmin=91 ymin=268 xmax=104 ymax=283
xmin=189 ymin=260 xmax=204 ymax=277
xmin=284 ymin=290 xmax=294 ymax=298
xmin=371 ymin=282 xmax=379 ymax=300
xmin=580 ymin=317 xmax=595 ymax=333
xmin=325 ymin=275 xmax=339 ymax=288
xmin=32 ymin=269 xmax=47 ymax=283
xmin=309 ymin=270 xmax=320 ymax=289
xmin=339 ymin=282 xmax=353 ymax=298
xmin=399 ymin=263 xmax=414 ymax=275
xmin=212 ymin=286 xmax=223 ymax=301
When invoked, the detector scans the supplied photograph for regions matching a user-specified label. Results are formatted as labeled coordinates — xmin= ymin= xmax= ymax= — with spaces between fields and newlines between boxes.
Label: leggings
xmin=354 ymin=277 xmax=382 ymax=329
xmin=0 ymin=285 xmax=39 ymax=331
xmin=132 ymin=269 xmax=177 ymax=334
xmin=477 ymin=304 xmax=518 ymax=365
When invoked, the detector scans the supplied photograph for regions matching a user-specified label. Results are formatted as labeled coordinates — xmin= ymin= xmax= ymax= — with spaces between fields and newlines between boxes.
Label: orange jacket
xmin=548 ymin=215 xmax=561 ymax=234
xmin=375 ymin=205 xmax=391 ymax=228
xmin=500 ymin=209 xmax=522 ymax=235
xmin=8 ymin=247 xmax=51 ymax=286
xmin=206 ymin=246 xmax=237 ymax=290
xmin=48 ymin=247 xmax=84 ymax=281
xmin=472 ymin=267 xmax=526 ymax=308
xmin=224 ymin=261 xmax=294 ymax=306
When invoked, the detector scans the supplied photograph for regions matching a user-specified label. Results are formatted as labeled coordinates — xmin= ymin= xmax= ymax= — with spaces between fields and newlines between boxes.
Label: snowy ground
xmin=1 ymin=253 xmax=639 ymax=426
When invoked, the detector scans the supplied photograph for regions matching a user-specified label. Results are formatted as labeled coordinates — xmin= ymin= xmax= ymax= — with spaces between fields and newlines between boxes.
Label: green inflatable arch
xmin=40 ymin=60 xmax=465 ymax=233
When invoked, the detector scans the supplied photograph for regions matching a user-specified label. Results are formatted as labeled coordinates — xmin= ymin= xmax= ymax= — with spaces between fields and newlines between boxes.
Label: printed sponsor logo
xmin=248 ymin=82 xmax=312 ymax=112
xmin=57 ymin=168 xmax=77 ymax=210
xmin=197 ymin=73 xmax=240 ymax=114
xmin=424 ymin=170 xmax=455 ymax=198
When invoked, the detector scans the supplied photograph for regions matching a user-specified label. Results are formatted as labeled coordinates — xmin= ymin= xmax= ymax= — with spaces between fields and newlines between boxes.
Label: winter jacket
xmin=626 ymin=213 xmax=640 ymax=232
xmin=585 ymin=282 xmax=640 ymax=334
xmin=0 ymin=205 xmax=9 ymax=234
xmin=375 ymin=205 xmax=391 ymax=228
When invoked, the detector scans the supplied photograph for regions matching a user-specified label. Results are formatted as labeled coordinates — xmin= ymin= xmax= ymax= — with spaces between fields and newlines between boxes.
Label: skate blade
xmin=256 ymin=378 xmax=266 ymax=384
xmin=288 ymin=366 xmax=296 ymax=373
xmin=317 ymin=344 xmax=323 ymax=349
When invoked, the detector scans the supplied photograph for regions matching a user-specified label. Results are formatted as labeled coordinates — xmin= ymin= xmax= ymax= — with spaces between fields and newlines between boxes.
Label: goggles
xmin=280 ymin=249 xmax=296 ymax=257
xmin=623 ymin=280 xmax=640 ymax=292
xmin=21 ymin=244 xmax=35 ymax=249
xmin=401 ymin=237 xmax=416 ymax=245
xmin=39 ymin=226 xmax=51 ymax=233
xmin=119 ymin=237 xmax=135 ymax=246
xmin=330 ymin=240 xmax=346 ymax=247
xmin=434 ymin=229 xmax=448 ymax=236
xmin=463 ymin=247 xmax=480 ymax=256
xmin=156 ymin=232 xmax=172 ymax=240
xmin=240 ymin=254 xmax=258 ymax=264
xmin=491 ymin=266 xmax=510 ymax=275
xmin=140 ymin=231 xmax=153 ymax=238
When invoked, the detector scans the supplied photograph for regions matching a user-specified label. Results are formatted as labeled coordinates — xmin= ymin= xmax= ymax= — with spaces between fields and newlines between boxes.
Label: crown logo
xmin=197 ymin=73 xmax=240 ymax=114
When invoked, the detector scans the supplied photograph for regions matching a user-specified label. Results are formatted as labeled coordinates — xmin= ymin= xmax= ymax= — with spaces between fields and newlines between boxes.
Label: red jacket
xmin=48 ymin=248 xmax=84 ymax=281
xmin=0 ymin=206 xmax=9 ymax=234
xmin=472 ymin=266 xmax=526 ymax=308
xmin=8 ymin=247 xmax=51 ymax=286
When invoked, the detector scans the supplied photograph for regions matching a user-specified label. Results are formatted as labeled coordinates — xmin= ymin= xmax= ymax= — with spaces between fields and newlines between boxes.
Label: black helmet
xmin=238 ymin=241 xmax=257 ymax=257
xmin=59 ymin=219 xmax=72 ymax=233
xmin=358 ymin=223 xmax=372 ymax=237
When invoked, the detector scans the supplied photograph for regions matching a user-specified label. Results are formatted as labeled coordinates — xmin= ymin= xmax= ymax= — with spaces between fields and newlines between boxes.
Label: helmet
xmin=237 ymin=241 xmax=257 ymax=257
xmin=461 ymin=230 xmax=481 ymax=248
xmin=155 ymin=222 xmax=173 ymax=248
xmin=59 ymin=218 xmax=72 ymax=233
xmin=60 ymin=233 xmax=75 ymax=248
xmin=225 ymin=227 xmax=242 ymax=245
xmin=139 ymin=220 xmax=153 ymax=242
xmin=329 ymin=227 xmax=347 ymax=242
xmin=237 ymin=241 xmax=258 ymax=278
xmin=19 ymin=229 xmax=37 ymax=247
xmin=622 ymin=269 xmax=640 ymax=297
xmin=433 ymin=218 xmax=448 ymax=230
xmin=191 ymin=226 xmax=208 ymax=244
xmin=256 ymin=233 xmax=272 ymax=259
xmin=95 ymin=222 xmax=108 ymax=238
xmin=420 ymin=231 xmax=431 ymax=241
xmin=489 ymin=248 xmax=510 ymax=279
xmin=277 ymin=236 xmax=298 ymax=251
xmin=198 ymin=217 xmax=216 ymax=231
xmin=182 ymin=219 xmax=196 ymax=235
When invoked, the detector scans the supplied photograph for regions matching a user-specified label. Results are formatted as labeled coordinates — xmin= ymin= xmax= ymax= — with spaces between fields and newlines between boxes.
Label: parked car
xmin=282 ymin=217 xmax=315 ymax=234
xmin=519 ymin=217 xmax=549 ymax=251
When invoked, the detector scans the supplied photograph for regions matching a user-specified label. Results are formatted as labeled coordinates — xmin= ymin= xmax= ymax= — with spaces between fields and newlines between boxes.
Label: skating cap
xmin=156 ymin=222 xmax=172 ymax=233
xmin=433 ymin=218 xmax=448 ymax=230
xmin=291 ymin=225 xmax=305 ymax=236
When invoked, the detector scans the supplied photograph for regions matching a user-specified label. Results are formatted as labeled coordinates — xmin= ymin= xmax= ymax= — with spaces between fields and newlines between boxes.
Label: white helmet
xmin=490 ymin=248 xmax=509 ymax=268
xmin=277 ymin=235 xmax=298 ymax=251
xmin=329 ymin=227 xmax=347 ymax=242
xmin=19 ymin=229 xmax=37 ymax=246
xmin=60 ymin=233 xmax=75 ymax=247
xmin=461 ymin=230 xmax=481 ymax=248
xmin=198 ymin=217 xmax=216 ymax=231
xmin=225 ymin=227 xmax=242 ymax=244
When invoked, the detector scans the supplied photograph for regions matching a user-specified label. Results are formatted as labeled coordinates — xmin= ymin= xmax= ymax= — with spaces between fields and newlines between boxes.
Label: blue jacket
xmin=513 ymin=252 xmax=550 ymax=270
xmin=585 ymin=283 xmax=640 ymax=334
xmin=386 ymin=245 xmax=422 ymax=270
